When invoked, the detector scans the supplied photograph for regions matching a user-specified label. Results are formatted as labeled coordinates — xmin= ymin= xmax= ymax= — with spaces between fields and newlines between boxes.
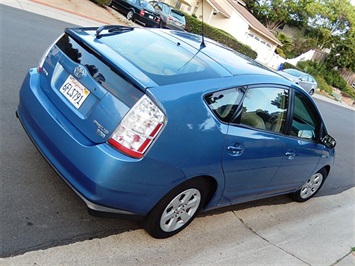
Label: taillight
xmin=140 ymin=10 xmax=145 ymax=16
xmin=108 ymin=95 xmax=165 ymax=159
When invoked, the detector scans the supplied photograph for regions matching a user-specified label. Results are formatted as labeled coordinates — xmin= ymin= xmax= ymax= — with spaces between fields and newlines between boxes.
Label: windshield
xmin=140 ymin=0 xmax=155 ymax=12
xmin=283 ymin=69 xmax=303 ymax=77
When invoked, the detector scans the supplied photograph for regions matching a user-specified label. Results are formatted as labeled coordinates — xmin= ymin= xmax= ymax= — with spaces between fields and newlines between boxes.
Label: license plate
xmin=149 ymin=15 xmax=153 ymax=19
xmin=60 ymin=75 xmax=90 ymax=109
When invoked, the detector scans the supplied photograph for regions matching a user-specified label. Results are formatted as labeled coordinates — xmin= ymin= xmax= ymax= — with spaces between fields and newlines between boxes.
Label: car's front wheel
xmin=126 ymin=10 xmax=134 ymax=21
xmin=290 ymin=168 xmax=327 ymax=202
xmin=143 ymin=178 xmax=210 ymax=238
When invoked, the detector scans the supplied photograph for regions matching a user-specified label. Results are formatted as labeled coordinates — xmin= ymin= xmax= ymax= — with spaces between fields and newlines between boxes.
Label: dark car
xmin=150 ymin=1 xmax=186 ymax=30
xmin=17 ymin=26 xmax=336 ymax=239
xmin=109 ymin=0 xmax=160 ymax=27
xmin=278 ymin=68 xmax=318 ymax=95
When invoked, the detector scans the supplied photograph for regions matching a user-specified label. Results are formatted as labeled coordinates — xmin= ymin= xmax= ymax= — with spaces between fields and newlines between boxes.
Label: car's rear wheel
xmin=126 ymin=10 xmax=134 ymax=20
xmin=309 ymin=89 xmax=315 ymax=95
xmin=143 ymin=178 xmax=209 ymax=238
xmin=290 ymin=168 xmax=327 ymax=202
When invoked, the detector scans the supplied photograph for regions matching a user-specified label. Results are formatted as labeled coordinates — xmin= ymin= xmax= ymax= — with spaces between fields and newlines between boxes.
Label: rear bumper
xmin=17 ymin=69 xmax=185 ymax=216
xmin=136 ymin=16 xmax=159 ymax=27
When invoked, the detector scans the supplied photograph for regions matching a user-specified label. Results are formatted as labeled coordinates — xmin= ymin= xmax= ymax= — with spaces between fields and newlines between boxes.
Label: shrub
xmin=283 ymin=60 xmax=355 ymax=99
xmin=315 ymin=75 xmax=333 ymax=95
xmin=184 ymin=14 xmax=257 ymax=59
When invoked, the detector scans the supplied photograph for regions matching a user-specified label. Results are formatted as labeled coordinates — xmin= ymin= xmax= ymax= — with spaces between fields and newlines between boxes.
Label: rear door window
xmin=236 ymin=87 xmax=289 ymax=133
xmin=205 ymin=88 xmax=243 ymax=123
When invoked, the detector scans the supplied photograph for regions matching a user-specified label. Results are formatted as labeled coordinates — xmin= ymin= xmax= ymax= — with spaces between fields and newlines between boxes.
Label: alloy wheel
xmin=160 ymin=188 xmax=201 ymax=232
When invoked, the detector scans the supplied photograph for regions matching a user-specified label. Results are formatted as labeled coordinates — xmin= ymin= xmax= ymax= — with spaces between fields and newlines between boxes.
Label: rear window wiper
xmin=96 ymin=25 xmax=134 ymax=38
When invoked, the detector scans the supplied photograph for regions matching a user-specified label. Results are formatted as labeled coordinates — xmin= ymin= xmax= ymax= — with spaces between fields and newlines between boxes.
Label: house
xmin=164 ymin=0 xmax=282 ymax=65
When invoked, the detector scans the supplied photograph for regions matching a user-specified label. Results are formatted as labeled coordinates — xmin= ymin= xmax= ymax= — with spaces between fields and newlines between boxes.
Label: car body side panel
xmin=221 ymin=127 xmax=286 ymax=203
xmin=17 ymin=69 xmax=188 ymax=215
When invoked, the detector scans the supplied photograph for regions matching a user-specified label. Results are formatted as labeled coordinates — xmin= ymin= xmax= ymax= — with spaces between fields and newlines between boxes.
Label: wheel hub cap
xmin=160 ymin=188 xmax=201 ymax=232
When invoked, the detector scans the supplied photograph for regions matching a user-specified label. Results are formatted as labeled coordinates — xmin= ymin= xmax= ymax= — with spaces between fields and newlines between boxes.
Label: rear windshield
xmin=171 ymin=10 xmax=185 ymax=22
xmin=140 ymin=0 xmax=155 ymax=12
xmin=56 ymin=34 xmax=143 ymax=106
xmin=99 ymin=30 xmax=220 ymax=85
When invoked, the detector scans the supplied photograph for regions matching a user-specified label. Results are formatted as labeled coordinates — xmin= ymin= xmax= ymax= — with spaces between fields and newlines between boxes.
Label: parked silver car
xmin=150 ymin=1 xmax=186 ymax=30
xmin=278 ymin=69 xmax=317 ymax=95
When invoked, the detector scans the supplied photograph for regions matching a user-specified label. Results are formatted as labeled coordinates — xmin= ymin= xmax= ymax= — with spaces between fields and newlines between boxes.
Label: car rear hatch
xmin=140 ymin=2 xmax=160 ymax=23
xmin=38 ymin=27 xmax=154 ymax=144
xmin=142 ymin=9 xmax=160 ymax=23
xmin=169 ymin=10 xmax=185 ymax=29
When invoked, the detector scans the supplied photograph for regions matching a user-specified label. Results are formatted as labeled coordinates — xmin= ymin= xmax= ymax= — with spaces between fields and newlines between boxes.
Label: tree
xmin=244 ymin=0 xmax=314 ymax=30
xmin=306 ymin=0 xmax=355 ymax=49
xmin=325 ymin=33 xmax=355 ymax=72
xmin=245 ymin=0 xmax=355 ymax=61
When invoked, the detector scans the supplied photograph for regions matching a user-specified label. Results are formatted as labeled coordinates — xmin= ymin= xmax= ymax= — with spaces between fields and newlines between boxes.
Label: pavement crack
xmin=330 ymin=250 xmax=354 ymax=266
xmin=233 ymin=211 xmax=311 ymax=266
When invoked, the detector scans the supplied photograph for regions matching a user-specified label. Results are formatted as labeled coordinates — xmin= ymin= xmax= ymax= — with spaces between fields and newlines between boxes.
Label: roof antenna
xmin=200 ymin=0 xmax=206 ymax=48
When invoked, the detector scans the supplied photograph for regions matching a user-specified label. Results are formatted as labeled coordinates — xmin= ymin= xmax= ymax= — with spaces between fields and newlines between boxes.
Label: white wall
xmin=168 ymin=0 xmax=277 ymax=64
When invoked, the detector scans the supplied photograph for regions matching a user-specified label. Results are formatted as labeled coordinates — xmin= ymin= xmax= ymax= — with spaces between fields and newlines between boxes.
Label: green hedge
xmin=184 ymin=14 xmax=257 ymax=59
xmin=283 ymin=60 xmax=355 ymax=98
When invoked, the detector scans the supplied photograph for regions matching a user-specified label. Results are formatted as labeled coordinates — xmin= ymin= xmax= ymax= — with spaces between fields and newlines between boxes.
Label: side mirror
xmin=321 ymin=134 xmax=336 ymax=149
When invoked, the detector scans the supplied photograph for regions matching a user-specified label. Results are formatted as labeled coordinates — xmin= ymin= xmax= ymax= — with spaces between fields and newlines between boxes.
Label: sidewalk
xmin=1 ymin=188 xmax=354 ymax=265
xmin=0 ymin=0 xmax=125 ymax=26
xmin=313 ymin=92 xmax=355 ymax=112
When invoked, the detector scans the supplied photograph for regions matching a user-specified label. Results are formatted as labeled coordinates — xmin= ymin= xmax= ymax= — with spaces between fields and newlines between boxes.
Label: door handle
xmin=285 ymin=150 xmax=296 ymax=160
xmin=227 ymin=144 xmax=244 ymax=156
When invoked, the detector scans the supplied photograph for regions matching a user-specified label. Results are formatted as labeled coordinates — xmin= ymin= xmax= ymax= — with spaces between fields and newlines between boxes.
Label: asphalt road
xmin=0 ymin=5 xmax=354 ymax=259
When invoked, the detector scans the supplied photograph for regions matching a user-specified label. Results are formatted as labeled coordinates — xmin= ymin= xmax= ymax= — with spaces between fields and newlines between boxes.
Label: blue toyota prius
xmin=17 ymin=26 xmax=336 ymax=238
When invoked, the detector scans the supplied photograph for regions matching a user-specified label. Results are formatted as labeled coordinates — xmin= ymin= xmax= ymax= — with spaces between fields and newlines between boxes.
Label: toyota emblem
xmin=74 ymin=66 xmax=85 ymax=79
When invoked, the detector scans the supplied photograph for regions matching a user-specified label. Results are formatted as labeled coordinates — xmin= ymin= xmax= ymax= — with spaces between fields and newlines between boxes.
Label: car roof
xmin=68 ymin=27 xmax=285 ymax=89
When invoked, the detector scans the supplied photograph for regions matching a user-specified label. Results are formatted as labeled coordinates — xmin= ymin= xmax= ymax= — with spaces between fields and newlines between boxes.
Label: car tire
xmin=309 ymin=89 xmax=315 ymax=95
xmin=290 ymin=168 xmax=327 ymax=202
xmin=126 ymin=10 xmax=134 ymax=21
xmin=143 ymin=178 xmax=210 ymax=239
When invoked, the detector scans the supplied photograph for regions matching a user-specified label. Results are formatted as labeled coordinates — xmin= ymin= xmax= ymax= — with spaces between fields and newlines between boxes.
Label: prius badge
xmin=74 ymin=66 xmax=85 ymax=79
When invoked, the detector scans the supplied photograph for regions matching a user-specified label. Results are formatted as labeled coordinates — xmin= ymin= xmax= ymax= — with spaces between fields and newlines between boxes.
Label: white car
xmin=278 ymin=69 xmax=317 ymax=95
